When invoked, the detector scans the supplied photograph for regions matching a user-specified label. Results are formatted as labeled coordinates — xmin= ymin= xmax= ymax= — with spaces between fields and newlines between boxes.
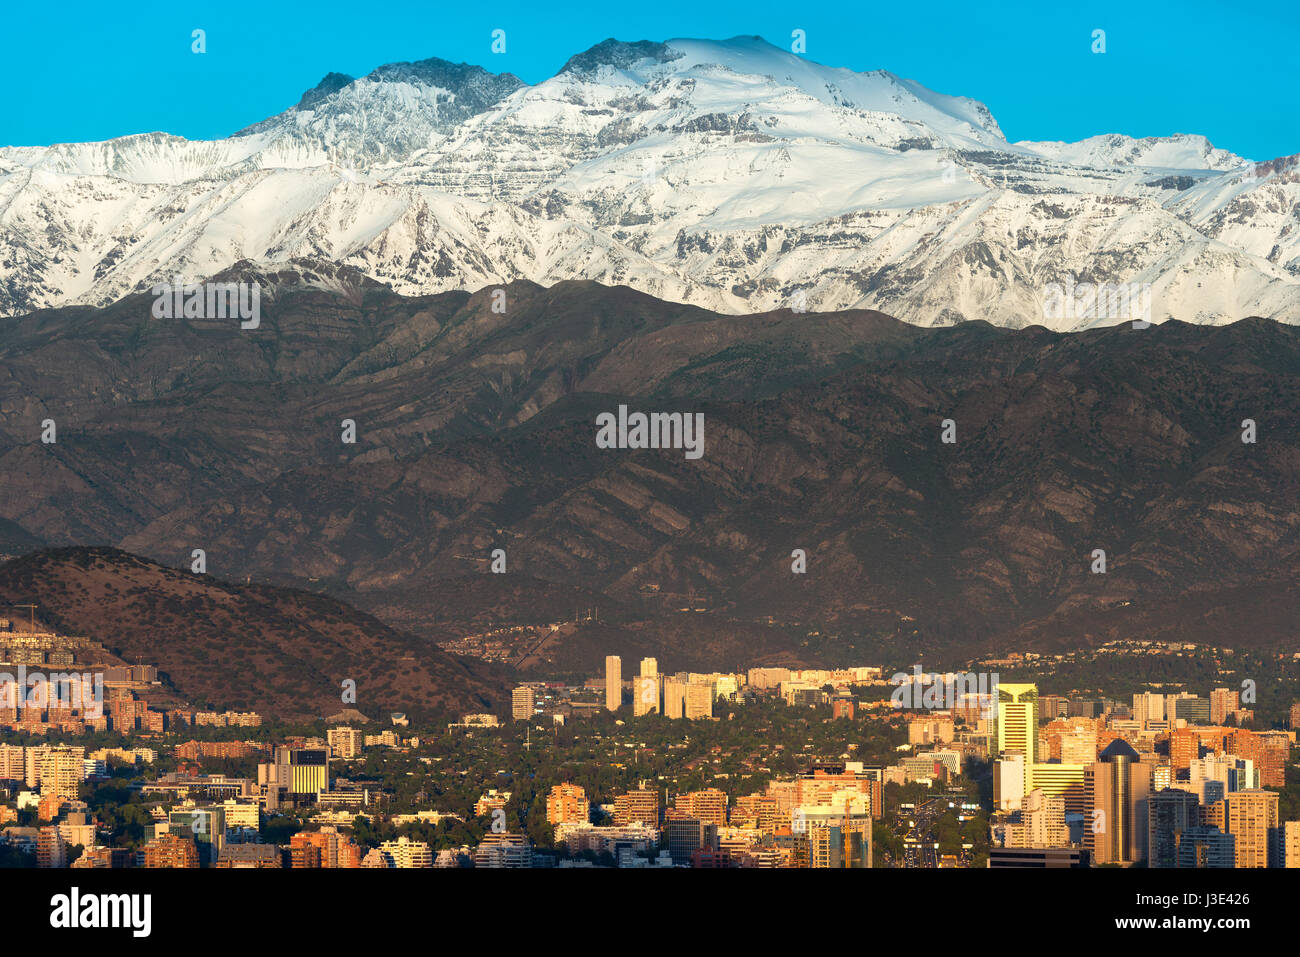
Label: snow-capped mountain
xmin=2 ymin=35 xmax=1297 ymax=329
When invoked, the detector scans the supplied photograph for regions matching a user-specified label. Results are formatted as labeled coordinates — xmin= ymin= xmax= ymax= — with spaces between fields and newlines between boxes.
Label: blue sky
xmin=4 ymin=0 xmax=1296 ymax=159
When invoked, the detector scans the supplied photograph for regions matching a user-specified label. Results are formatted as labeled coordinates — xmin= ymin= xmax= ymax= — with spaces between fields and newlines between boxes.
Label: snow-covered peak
xmin=0 ymin=36 xmax=1295 ymax=329
xmin=232 ymin=56 xmax=526 ymax=169
xmin=559 ymin=39 xmax=685 ymax=76
xmin=1018 ymin=133 xmax=1245 ymax=171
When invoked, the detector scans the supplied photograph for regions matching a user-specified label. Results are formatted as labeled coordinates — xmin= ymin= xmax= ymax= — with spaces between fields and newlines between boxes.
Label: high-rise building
xmin=994 ymin=754 xmax=1026 ymax=810
xmin=1174 ymin=695 xmax=1210 ymax=724
xmin=142 ymin=833 xmax=200 ymax=868
xmin=25 ymin=745 xmax=85 ymax=799
xmin=1281 ymin=820 xmax=1300 ymax=868
xmin=36 ymin=826 xmax=66 ymax=868
xmin=1210 ymin=688 xmax=1239 ymax=726
xmin=675 ymin=788 xmax=727 ymax=827
xmin=663 ymin=680 xmax=686 ymax=719
xmin=1132 ymin=693 xmax=1166 ymax=726
xmin=0 ymin=743 xmax=24 ymax=781
xmin=605 ymin=656 xmax=621 ymax=711
xmin=511 ymin=686 xmax=535 ymax=722
xmin=1085 ymin=739 xmax=1153 ymax=866
xmin=376 ymin=835 xmax=433 ymax=868
xmin=795 ymin=766 xmax=876 ymax=819
xmin=326 ymin=726 xmax=363 ymax=759
xmin=1223 ymin=788 xmax=1278 ymax=868
xmin=1148 ymin=789 xmax=1200 ymax=869
xmin=664 ymin=816 xmax=706 ymax=865
xmin=996 ymin=684 xmax=1038 ymax=765
xmin=1174 ymin=827 xmax=1235 ymax=868
xmin=168 ymin=806 xmax=226 ymax=865
xmin=1170 ymin=728 xmax=1201 ymax=771
xmin=640 ymin=658 xmax=658 ymax=678
xmin=614 ymin=788 xmax=659 ymax=827
xmin=289 ymin=826 xmax=362 ymax=868
xmin=545 ymin=783 xmax=589 ymax=826
xmin=633 ymin=675 xmax=660 ymax=716
xmin=792 ymin=798 xmax=872 ymax=869
xmin=1020 ymin=788 xmax=1067 ymax=847
xmin=684 ymin=683 xmax=712 ymax=720
xmin=474 ymin=833 xmax=533 ymax=868
xmin=265 ymin=747 xmax=328 ymax=797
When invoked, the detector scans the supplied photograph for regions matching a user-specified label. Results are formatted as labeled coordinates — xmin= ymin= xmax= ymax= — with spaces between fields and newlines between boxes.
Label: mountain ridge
xmin=2 ymin=36 xmax=1296 ymax=328
xmin=1 ymin=278 xmax=1298 ymax=668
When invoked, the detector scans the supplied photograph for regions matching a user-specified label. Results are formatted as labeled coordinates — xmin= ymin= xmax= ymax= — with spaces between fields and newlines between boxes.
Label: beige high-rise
xmin=605 ymin=656 xmax=621 ymax=711
xmin=1224 ymin=789 xmax=1278 ymax=868
xmin=633 ymin=675 xmax=660 ymax=716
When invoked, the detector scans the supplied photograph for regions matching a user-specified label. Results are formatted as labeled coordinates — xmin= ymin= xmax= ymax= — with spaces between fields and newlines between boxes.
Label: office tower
xmin=1022 ymin=763 xmax=1087 ymax=817
xmin=614 ymin=788 xmax=660 ymax=826
xmin=996 ymin=684 xmax=1038 ymax=765
xmin=1148 ymin=789 xmax=1200 ymax=868
xmin=640 ymin=658 xmax=658 ymax=678
xmin=1291 ymin=702 xmax=1300 ymax=730
xmin=1174 ymin=695 xmax=1210 ymax=724
xmin=605 ymin=655 xmax=621 ymax=711
xmin=168 ymin=806 xmax=226 ymax=865
xmin=511 ymin=685 xmax=535 ymax=722
xmin=684 ymin=682 xmax=712 ymax=719
xmin=270 ymin=747 xmax=329 ymax=797
xmin=664 ymin=817 xmax=706 ymax=865
xmin=1223 ymin=789 xmax=1278 ymax=868
xmin=633 ymin=675 xmax=660 ymax=716
xmin=326 ymin=726 xmax=363 ymax=759
xmin=1085 ymin=739 xmax=1153 ymax=866
xmin=545 ymin=783 xmax=589 ymax=826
